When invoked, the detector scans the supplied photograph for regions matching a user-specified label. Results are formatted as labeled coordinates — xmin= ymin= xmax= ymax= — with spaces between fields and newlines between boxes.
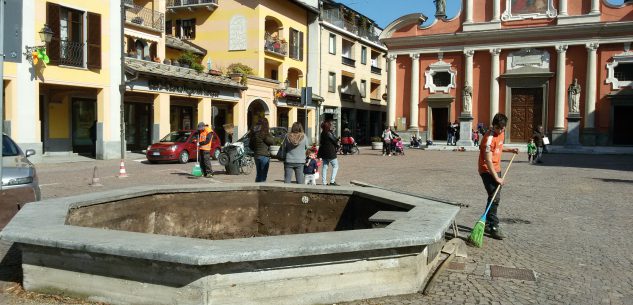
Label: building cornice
xmin=382 ymin=21 xmax=633 ymax=51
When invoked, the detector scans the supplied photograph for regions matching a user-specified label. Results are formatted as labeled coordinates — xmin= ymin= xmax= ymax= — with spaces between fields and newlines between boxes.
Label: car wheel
xmin=178 ymin=150 xmax=189 ymax=164
xmin=218 ymin=152 xmax=229 ymax=166
xmin=213 ymin=148 xmax=221 ymax=160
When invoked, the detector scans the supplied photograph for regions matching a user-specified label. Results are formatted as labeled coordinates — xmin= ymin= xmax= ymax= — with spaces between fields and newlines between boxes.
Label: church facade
xmin=379 ymin=0 xmax=633 ymax=146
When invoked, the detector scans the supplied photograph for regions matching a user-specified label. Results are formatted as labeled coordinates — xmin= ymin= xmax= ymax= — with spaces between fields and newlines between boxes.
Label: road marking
xmin=133 ymin=159 xmax=146 ymax=162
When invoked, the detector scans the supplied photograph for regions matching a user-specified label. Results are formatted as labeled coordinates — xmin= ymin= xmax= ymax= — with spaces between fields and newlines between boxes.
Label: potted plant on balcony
xmin=226 ymin=63 xmax=253 ymax=86
xmin=371 ymin=136 xmax=383 ymax=150
xmin=177 ymin=51 xmax=204 ymax=72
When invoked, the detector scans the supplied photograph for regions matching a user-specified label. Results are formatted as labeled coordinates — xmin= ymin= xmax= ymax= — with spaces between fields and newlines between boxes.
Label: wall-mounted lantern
xmin=24 ymin=24 xmax=54 ymax=65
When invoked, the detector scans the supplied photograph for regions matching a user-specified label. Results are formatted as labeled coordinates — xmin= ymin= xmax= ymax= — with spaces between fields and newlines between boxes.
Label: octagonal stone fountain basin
xmin=0 ymin=184 xmax=459 ymax=305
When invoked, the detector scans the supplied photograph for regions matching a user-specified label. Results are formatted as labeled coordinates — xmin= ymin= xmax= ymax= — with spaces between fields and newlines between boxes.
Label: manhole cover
xmin=500 ymin=218 xmax=531 ymax=224
xmin=447 ymin=262 xmax=465 ymax=270
xmin=489 ymin=265 xmax=536 ymax=281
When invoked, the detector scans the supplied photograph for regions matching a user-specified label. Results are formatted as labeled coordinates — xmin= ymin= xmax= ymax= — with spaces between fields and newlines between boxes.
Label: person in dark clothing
xmin=194 ymin=122 xmax=214 ymax=177
xmin=249 ymin=118 xmax=274 ymax=182
xmin=318 ymin=120 xmax=339 ymax=186
xmin=532 ymin=125 xmax=545 ymax=163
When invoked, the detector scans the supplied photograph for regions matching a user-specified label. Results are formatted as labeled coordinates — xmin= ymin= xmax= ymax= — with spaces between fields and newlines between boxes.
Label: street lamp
xmin=39 ymin=24 xmax=54 ymax=43
xmin=24 ymin=24 xmax=54 ymax=64
xmin=284 ymin=78 xmax=290 ymax=89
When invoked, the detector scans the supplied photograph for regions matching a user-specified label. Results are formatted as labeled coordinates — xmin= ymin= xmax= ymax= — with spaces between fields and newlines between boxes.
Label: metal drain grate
xmin=489 ymin=265 xmax=536 ymax=281
xmin=447 ymin=262 xmax=465 ymax=270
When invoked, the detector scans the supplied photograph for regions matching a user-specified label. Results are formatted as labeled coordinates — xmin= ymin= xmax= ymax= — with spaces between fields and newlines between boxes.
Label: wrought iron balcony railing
xmin=321 ymin=8 xmax=382 ymax=45
xmin=371 ymin=66 xmax=382 ymax=74
xmin=167 ymin=0 xmax=218 ymax=9
xmin=125 ymin=3 xmax=164 ymax=32
xmin=264 ymin=38 xmax=288 ymax=57
xmin=342 ymin=56 xmax=355 ymax=67
xmin=59 ymin=40 xmax=84 ymax=67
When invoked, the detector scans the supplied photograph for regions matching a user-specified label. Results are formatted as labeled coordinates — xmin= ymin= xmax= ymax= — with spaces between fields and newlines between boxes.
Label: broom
xmin=191 ymin=141 xmax=203 ymax=177
xmin=468 ymin=153 xmax=516 ymax=248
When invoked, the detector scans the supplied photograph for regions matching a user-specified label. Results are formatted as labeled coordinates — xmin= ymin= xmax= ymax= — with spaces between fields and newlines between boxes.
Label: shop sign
xmin=148 ymin=80 xmax=220 ymax=98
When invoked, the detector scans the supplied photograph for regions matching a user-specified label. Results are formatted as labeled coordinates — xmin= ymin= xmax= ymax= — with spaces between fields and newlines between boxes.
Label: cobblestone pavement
xmin=1 ymin=148 xmax=632 ymax=305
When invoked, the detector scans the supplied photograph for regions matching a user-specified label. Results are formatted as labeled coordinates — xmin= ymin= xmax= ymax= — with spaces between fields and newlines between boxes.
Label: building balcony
xmin=59 ymin=40 xmax=85 ymax=68
xmin=340 ymin=92 xmax=355 ymax=102
xmin=371 ymin=66 xmax=381 ymax=74
xmin=264 ymin=38 xmax=288 ymax=57
xmin=167 ymin=0 xmax=218 ymax=10
xmin=125 ymin=3 xmax=164 ymax=32
xmin=342 ymin=56 xmax=355 ymax=67
xmin=321 ymin=8 xmax=382 ymax=45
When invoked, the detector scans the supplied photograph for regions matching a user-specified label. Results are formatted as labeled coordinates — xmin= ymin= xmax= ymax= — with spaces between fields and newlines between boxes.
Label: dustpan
xmin=191 ymin=142 xmax=203 ymax=177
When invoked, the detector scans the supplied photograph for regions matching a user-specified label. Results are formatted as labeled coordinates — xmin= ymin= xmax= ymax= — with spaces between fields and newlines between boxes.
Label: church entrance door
xmin=510 ymin=88 xmax=543 ymax=143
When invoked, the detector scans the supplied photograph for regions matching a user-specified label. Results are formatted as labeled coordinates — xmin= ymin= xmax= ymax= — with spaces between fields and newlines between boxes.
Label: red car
xmin=146 ymin=130 xmax=221 ymax=164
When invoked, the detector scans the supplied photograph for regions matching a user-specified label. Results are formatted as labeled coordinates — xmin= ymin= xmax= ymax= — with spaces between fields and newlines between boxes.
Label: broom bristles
xmin=468 ymin=220 xmax=486 ymax=248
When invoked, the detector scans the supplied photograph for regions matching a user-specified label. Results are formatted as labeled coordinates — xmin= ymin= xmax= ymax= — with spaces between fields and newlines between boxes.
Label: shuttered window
xmin=46 ymin=2 xmax=61 ymax=65
xmin=87 ymin=12 xmax=101 ymax=69
xmin=46 ymin=2 xmax=101 ymax=69
xmin=289 ymin=28 xmax=304 ymax=61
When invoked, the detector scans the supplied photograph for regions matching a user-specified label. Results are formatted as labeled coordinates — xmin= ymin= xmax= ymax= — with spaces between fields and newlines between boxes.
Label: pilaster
xmin=490 ymin=49 xmax=501 ymax=119
xmin=387 ymin=54 xmax=398 ymax=128
xmin=409 ymin=53 xmax=420 ymax=131
xmin=553 ymin=44 xmax=568 ymax=145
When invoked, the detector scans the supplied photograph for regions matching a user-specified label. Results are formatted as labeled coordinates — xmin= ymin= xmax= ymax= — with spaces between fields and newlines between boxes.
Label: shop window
xmin=328 ymin=72 xmax=336 ymax=93
xmin=46 ymin=2 xmax=101 ymax=69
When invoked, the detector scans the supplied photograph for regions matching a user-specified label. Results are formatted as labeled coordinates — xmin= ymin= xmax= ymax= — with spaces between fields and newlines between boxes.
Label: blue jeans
xmin=255 ymin=156 xmax=270 ymax=182
xmin=321 ymin=158 xmax=339 ymax=185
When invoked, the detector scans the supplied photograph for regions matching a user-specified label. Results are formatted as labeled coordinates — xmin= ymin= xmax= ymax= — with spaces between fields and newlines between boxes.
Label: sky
xmin=336 ymin=0 xmax=628 ymax=29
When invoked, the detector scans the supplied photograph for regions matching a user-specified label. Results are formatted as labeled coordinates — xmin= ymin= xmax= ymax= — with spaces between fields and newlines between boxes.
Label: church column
xmin=387 ymin=54 xmax=397 ymax=128
xmin=492 ymin=0 xmax=501 ymax=22
xmin=554 ymin=45 xmax=567 ymax=130
xmin=584 ymin=43 xmax=599 ymax=130
xmin=559 ymin=0 xmax=568 ymax=16
xmin=464 ymin=50 xmax=474 ymax=91
xmin=490 ymin=49 xmax=501 ymax=119
xmin=465 ymin=0 xmax=473 ymax=23
xmin=590 ymin=0 xmax=600 ymax=14
xmin=409 ymin=53 xmax=420 ymax=131
xmin=553 ymin=44 xmax=568 ymax=144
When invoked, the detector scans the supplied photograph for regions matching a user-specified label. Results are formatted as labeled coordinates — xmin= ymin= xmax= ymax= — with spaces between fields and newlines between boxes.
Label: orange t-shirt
xmin=478 ymin=130 xmax=504 ymax=174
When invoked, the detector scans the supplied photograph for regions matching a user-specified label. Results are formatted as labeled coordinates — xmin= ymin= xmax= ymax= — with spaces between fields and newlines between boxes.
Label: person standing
xmin=527 ymin=138 xmax=537 ymax=164
xmin=283 ymin=122 xmax=308 ymax=184
xmin=318 ymin=120 xmax=339 ymax=186
xmin=249 ymin=118 xmax=274 ymax=182
xmin=304 ymin=148 xmax=319 ymax=185
xmin=447 ymin=122 xmax=454 ymax=146
xmin=382 ymin=126 xmax=394 ymax=156
xmin=478 ymin=113 xmax=519 ymax=240
xmin=195 ymin=122 xmax=214 ymax=178
xmin=532 ymin=125 xmax=545 ymax=164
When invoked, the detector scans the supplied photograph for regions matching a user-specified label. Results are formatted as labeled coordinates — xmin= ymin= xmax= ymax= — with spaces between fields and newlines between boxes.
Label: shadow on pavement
xmin=505 ymin=154 xmax=633 ymax=171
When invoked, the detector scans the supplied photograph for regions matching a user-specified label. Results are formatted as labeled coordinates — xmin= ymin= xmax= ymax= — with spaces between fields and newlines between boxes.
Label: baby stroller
xmin=339 ymin=136 xmax=359 ymax=155
xmin=392 ymin=137 xmax=405 ymax=155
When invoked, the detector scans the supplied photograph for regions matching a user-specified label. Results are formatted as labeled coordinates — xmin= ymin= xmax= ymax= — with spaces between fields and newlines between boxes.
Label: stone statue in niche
xmin=568 ymin=78 xmax=581 ymax=114
xmin=462 ymin=82 xmax=473 ymax=113
xmin=434 ymin=0 xmax=446 ymax=19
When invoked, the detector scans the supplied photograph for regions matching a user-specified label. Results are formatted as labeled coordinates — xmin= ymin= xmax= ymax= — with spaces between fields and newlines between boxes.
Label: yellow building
xmin=164 ymin=0 xmax=321 ymax=142
xmin=3 ymin=0 xmax=122 ymax=159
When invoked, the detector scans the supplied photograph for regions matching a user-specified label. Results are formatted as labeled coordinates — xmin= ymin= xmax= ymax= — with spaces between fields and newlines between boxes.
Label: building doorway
xmin=247 ymin=99 xmax=269 ymax=130
xmin=510 ymin=88 xmax=543 ymax=143
xmin=431 ymin=107 xmax=449 ymax=141
xmin=125 ymin=102 xmax=152 ymax=152
xmin=613 ymin=105 xmax=633 ymax=145
xmin=71 ymin=98 xmax=97 ymax=156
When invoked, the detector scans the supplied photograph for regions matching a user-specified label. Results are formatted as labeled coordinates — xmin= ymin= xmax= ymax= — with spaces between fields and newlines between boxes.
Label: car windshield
xmin=160 ymin=131 xmax=191 ymax=143
xmin=2 ymin=135 xmax=20 ymax=157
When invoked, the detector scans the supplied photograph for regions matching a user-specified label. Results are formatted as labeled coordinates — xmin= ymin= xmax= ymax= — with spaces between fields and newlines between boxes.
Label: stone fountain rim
xmin=0 ymin=183 xmax=459 ymax=266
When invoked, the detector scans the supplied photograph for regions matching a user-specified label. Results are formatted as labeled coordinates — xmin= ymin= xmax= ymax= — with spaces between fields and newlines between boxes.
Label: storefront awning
xmin=124 ymin=28 xmax=160 ymax=43
xmin=125 ymin=58 xmax=246 ymax=90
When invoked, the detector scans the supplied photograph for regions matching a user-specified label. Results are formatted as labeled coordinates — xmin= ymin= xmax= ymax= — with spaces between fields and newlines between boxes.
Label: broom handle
xmin=482 ymin=153 xmax=517 ymax=217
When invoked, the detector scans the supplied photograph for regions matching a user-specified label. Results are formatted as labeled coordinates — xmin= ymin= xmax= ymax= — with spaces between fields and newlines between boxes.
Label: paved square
xmin=1 ymin=148 xmax=632 ymax=305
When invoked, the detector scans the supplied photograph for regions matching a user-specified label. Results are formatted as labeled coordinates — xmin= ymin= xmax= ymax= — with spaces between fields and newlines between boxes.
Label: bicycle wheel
xmin=351 ymin=146 xmax=359 ymax=155
xmin=240 ymin=156 xmax=254 ymax=175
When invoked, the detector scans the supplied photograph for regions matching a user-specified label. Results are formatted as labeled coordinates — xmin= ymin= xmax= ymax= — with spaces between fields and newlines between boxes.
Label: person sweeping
xmin=470 ymin=113 xmax=518 ymax=246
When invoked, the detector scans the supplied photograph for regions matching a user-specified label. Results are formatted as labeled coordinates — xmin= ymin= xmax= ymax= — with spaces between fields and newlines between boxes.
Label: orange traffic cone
xmin=118 ymin=160 xmax=128 ymax=178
